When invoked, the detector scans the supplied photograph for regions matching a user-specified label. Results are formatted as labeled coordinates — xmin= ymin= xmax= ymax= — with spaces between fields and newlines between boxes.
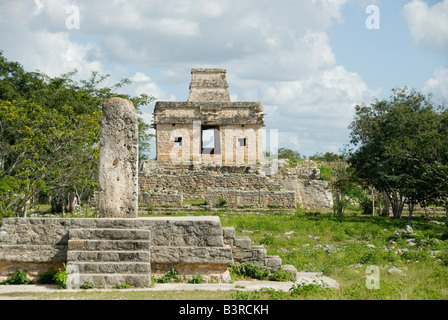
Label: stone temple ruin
xmin=139 ymin=68 xmax=333 ymax=212
xmin=0 ymin=69 xmax=333 ymax=288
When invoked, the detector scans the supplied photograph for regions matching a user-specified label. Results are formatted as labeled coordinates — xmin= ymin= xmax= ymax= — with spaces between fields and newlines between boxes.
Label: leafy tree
xmin=348 ymin=88 xmax=441 ymax=219
xmin=277 ymin=147 xmax=301 ymax=160
xmin=0 ymin=53 xmax=155 ymax=217
xmin=309 ymin=152 xmax=345 ymax=162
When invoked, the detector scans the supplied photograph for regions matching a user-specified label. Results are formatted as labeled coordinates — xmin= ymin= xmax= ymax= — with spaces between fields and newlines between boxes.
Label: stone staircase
xmin=66 ymin=228 xmax=151 ymax=289
xmin=222 ymin=227 xmax=283 ymax=271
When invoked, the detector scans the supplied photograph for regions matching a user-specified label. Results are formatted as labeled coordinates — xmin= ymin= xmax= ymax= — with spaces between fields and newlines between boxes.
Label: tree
xmin=329 ymin=161 xmax=356 ymax=216
xmin=277 ymin=147 xmax=301 ymax=160
xmin=0 ymin=53 xmax=155 ymax=216
xmin=348 ymin=88 xmax=440 ymax=219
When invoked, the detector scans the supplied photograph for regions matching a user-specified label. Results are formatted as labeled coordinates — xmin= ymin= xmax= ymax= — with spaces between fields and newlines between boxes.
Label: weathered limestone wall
xmin=188 ymin=68 xmax=231 ymax=102
xmin=206 ymin=188 xmax=296 ymax=209
xmin=154 ymin=104 xmax=265 ymax=164
xmin=139 ymin=160 xmax=334 ymax=210
xmin=139 ymin=191 xmax=183 ymax=208
xmin=139 ymin=171 xmax=282 ymax=201
xmin=0 ymin=217 xmax=233 ymax=282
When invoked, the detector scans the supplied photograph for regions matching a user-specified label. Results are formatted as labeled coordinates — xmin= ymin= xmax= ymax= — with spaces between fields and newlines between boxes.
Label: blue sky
xmin=329 ymin=1 xmax=447 ymax=98
xmin=0 ymin=0 xmax=447 ymax=158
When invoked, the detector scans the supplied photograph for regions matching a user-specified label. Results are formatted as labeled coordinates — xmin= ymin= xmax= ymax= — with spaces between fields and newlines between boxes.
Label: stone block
xmin=234 ymin=236 xmax=251 ymax=249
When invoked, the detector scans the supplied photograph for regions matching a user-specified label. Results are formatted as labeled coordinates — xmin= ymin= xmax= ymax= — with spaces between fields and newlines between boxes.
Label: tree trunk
xmin=407 ymin=202 xmax=414 ymax=223
xmin=390 ymin=191 xmax=404 ymax=219
xmin=69 ymin=192 xmax=76 ymax=215
xmin=382 ymin=191 xmax=391 ymax=216
xmin=445 ymin=202 xmax=448 ymax=228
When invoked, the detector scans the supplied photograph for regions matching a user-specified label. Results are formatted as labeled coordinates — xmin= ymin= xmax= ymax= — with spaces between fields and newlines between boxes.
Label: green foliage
xmin=229 ymin=263 xmax=294 ymax=282
xmin=231 ymin=281 xmax=329 ymax=300
xmin=156 ymin=268 xmax=181 ymax=283
xmin=309 ymin=152 xmax=345 ymax=162
xmin=187 ymin=275 xmax=205 ymax=284
xmin=219 ymin=198 xmax=227 ymax=206
xmin=53 ymin=264 xmax=67 ymax=289
xmin=38 ymin=270 xmax=57 ymax=284
xmin=0 ymin=269 xmax=33 ymax=285
xmin=318 ymin=164 xmax=332 ymax=181
xmin=348 ymin=87 xmax=448 ymax=219
xmin=277 ymin=147 xmax=301 ymax=160
xmin=113 ymin=283 xmax=132 ymax=289
xmin=0 ymin=53 xmax=155 ymax=218
xmin=230 ymin=263 xmax=271 ymax=280
xmin=289 ymin=280 xmax=329 ymax=296
xmin=81 ymin=282 xmax=94 ymax=289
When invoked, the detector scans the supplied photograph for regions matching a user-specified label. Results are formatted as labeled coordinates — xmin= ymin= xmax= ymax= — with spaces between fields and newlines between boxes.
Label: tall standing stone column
xmin=98 ymin=97 xmax=139 ymax=218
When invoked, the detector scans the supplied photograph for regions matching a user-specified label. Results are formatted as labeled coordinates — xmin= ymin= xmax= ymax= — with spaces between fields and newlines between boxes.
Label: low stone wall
xmin=206 ymin=188 xmax=296 ymax=209
xmin=0 ymin=217 xmax=233 ymax=282
xmin=139 ymin=160 xmax=333 ymax=210
xmin=139 ymin=191 xmax=183 ymax=208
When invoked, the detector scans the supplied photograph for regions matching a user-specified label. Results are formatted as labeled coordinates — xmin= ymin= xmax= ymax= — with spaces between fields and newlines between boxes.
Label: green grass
xmin=218 ymin=211 xmax=448 ymax=300
xmin=2 ymin=209 xmax=447 ymax=300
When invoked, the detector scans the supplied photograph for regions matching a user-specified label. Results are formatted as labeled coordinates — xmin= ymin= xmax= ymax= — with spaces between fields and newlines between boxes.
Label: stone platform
xmin=0 ymin=217 xmax=294 ymax=288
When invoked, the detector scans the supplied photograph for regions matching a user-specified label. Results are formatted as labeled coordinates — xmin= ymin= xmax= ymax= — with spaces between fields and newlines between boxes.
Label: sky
xmin=0 ymin=0 xmax=447 ymax=159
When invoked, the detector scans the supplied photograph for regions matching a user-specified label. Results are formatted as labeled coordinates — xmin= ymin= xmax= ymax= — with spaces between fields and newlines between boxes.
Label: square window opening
xmin=174 ymin=137 xmax=182 ymax=146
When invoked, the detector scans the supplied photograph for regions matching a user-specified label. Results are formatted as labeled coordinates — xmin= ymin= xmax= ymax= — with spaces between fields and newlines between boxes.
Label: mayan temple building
xmin=137 ymin=68 xmax=333 ymax=212
xmin=153 ymin=68 xmax=265 ymax=165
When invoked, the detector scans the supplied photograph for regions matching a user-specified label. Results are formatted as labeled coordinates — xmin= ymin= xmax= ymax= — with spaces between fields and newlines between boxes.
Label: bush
xmin=0 ymin=269 xmax=33 ymax=285
xmin=81 ymin=282 xmax=94 ymax=289
xmin=157 ymin=268 xmax=181 ymax=283
xmin=318 ymin=164 xmax=332 ymax=181
xmin=38 ymin=270 xmax=57 ymax=284
xmin=187 ymin=275 xmax=205 ymax=284
xmin=230 ymin=263 xmax=270 ymax=280
xmin=113 ymin=283 xmax=132 ymax=289
xmin=53 ymin=264 xmax=67 ymax=289
xmin=289 ymin=280 xmax=329 ymax=296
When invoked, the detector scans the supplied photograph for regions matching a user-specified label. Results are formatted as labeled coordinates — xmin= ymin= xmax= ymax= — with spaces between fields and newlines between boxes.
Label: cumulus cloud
xmin=402 ymin=0 xmax=448 ymax=103
xmin=0 ymin=0 xmax=377 ymax=156
xmin=402 ymin=0 xmax=448 ymax=55
xmin=423 ymin=67 xmax=448 ymax=104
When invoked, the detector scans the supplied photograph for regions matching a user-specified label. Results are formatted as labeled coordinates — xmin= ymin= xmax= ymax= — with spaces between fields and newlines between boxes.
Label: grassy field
xmin=1 ymin=208 xmax=447 ymax=300
xmin=218 ymin=210 xmax=448 ymax=300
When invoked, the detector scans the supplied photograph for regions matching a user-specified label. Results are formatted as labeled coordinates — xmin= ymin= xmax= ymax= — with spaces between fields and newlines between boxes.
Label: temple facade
xmin=153 ymin=68 xmax=265 ymax=165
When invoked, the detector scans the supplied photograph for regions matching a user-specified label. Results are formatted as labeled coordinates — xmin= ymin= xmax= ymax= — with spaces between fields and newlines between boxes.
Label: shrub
xmin=157 ymin=268 xmax=181 ymax=283
xmin=0 ymin=269 xmax=33 ymax=285
xmin=230 ymin=263 xmax=270 ymax=280
xmin=38 ymin=270 xmax=57 ymax=284
xmin=289 ymin=280 xmax=329 ymax=296
xmin=219 ymin=198 xmax=227 ymax=206
xmin=113 ymin=283 xmax=132 ymax=289
xmin=187 ymin=275 xmax=205 ymax=284
xmin=53 ymin=264 xmax=67 ymax=289
xmin=81 ymin=282 xmax=94 ymax=289
xmin=268 ymin=269 xmax=296 ymax=282
xmin=318 ymin=164 xmax=332 ymax=181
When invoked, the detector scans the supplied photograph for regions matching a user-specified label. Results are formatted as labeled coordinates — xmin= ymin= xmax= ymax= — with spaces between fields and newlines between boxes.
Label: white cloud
xmin=0 ymin=0 xmax=377 ymax=156
xmin=402 ymin=0 xmax=448 ymax=55
xmin=423 ymin=67 xmax=448 ymax=103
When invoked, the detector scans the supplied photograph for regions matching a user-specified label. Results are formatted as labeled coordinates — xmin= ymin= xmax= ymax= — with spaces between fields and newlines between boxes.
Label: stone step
xmin=265 ymin=255 xmax=282 ymax=272
xmin=69 ymin=228 xmax=150 ymax=241
xmin=67 ymin=250 xmax=150 ymax=262
xmin=67 ymin=261 xmax=151 ymax=274
xmin=68 ymin=239 xmax=150 ymax=251
xmin=67 ymin=273 xmax=151 ymax=288
xmin=234 ymin=236 xmax=252 ymax=249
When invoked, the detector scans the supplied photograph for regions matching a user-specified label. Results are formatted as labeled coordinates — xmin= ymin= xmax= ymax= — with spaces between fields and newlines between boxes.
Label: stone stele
xmin=98 ymin=97 xmax=139 ymax=218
